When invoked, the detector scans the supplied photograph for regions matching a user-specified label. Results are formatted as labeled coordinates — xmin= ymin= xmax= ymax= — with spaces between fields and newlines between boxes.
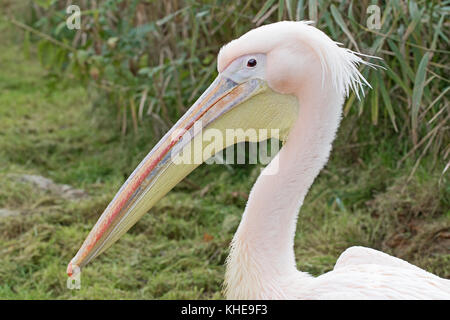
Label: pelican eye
xmin=247 ymin=58 xmax=257 ymax=68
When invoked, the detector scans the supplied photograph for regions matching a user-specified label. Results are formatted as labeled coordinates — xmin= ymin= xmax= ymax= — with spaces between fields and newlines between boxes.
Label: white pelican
xmin=68 ymin=21 xmax=450 ymax=299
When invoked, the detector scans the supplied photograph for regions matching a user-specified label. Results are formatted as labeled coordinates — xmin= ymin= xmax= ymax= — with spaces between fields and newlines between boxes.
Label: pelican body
xmin=68 ymin=21 xmax=450 ymax=299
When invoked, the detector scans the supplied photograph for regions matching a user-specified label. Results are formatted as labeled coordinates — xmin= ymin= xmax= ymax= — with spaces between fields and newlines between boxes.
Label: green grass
xmin=0 ymin=18 xmax=448 ymax=300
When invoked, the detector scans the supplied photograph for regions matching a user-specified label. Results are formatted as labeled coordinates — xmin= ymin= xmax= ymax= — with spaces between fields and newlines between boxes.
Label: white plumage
xmin=220 ymin=22 xmax=450 ymax=299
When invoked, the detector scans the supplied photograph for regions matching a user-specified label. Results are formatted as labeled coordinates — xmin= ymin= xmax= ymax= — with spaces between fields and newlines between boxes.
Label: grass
xmin=0 ymin=15 xmax=449 ymax=299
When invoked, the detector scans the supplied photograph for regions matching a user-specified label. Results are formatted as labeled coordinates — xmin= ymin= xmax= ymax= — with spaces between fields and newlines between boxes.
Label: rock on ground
xmin=9 ymin=174 xmax=88 ymax=200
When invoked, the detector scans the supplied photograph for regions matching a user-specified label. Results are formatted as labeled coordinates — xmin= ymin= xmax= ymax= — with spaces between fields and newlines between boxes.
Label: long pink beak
xmin=67 ymin=76 xmax=264 ymax=277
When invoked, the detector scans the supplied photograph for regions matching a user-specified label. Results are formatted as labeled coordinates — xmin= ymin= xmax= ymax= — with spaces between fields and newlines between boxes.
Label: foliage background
xmin=0 ymin=0 xmax=448 ymax=299
xmin=12 ymin=0 xmax=450 ymax=157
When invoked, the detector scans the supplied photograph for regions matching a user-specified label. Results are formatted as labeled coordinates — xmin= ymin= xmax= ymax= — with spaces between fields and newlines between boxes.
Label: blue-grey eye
xmin=247 ymin=58 xmax=257 ymax=67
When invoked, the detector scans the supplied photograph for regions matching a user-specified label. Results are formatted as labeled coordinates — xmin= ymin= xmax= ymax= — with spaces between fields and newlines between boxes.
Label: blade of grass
xmin=255 ymin=4 xmax=278 ymax=26
xmin=330 ymin=4 xmax=359 ymax=51
xmin=278 ymin=0 xmax=285 ymax=21
xmin=378 ymin=72 xmax=398 ymax=132
xmin=308 ymin=0 xmax=317 ymax=23
xmin=343 ymin=92 xmax=356 ymax=116
xmin=130 ymin=97 xmax=138 ymax=134
xmin=371 ymin=74 xmax=379 ymax=125
xmin=387 ymin=39 xmax=415 ymax=82
xmin=384 ymin=65 xmax=412 ymax=96
xmin=252 ymin=0 xmax=277 ymax=23
xmin=295 ymin=0 xmax=304 ymax=21
xmin=411 ymin=52 xmax=430 ymax=145
xmin=285 ymin=0 xmax=294 ymax=20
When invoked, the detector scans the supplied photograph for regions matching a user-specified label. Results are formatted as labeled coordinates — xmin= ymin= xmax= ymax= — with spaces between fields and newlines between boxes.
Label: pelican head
xmin=67 ymin=21 xmax=367 ymax=277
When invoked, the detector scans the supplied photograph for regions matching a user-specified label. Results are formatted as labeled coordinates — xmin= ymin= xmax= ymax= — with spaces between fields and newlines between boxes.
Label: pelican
xmin=68 ymin=21 xmax=450 ymax=299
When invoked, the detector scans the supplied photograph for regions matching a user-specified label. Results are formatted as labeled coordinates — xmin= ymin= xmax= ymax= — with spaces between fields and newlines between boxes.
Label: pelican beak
xmin=67 ymin=74 xmax=299 ymax=277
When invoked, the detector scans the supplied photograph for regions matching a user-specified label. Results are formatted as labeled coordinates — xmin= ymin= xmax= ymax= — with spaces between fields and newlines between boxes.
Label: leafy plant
xmin=3 ymin=0 xmax=449 ymax=170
